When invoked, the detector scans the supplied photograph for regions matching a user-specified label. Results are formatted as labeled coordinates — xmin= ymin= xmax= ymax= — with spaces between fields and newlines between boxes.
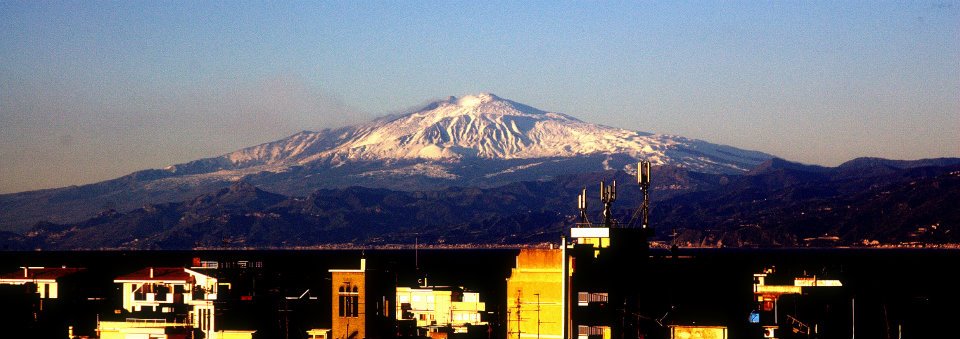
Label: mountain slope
xmin=654 ymin=161 xmax=960 ymax=247
xmin=14 ymin=160 xmax=960 ymax=250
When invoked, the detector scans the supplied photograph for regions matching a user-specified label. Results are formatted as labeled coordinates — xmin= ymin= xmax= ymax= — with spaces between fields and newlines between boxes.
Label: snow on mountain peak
xmin=172 ymin=93 xmax=773 ymax=177
xmin=456 ymin=92 xmax=498 ymax=107
xmin=411 ymin=92 xmax=549 ymax=120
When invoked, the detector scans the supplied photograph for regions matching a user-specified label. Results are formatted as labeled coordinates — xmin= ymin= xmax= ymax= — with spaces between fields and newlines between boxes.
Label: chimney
xmin=23 ymin=267 xmax=28 ymax=278
xmin=149 ymin=267 xmax=154 ymax=279
xmin=360 ymin=258 xmax=366 ymax=271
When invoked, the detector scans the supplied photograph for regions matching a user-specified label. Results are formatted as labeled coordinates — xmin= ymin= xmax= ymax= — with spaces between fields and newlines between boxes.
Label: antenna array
xmin=637 ymin=161 xmax=651 ymax=229
xmin=577 ymin=188 xmax=590 ymax=224
xmin=600 ymin=180 xmax=617 ymax=226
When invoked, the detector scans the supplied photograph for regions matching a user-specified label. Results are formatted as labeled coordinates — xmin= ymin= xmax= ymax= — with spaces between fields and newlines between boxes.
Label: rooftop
xmin=0 ymin=267 xmax=84 ymax=281
xmin=114 ymin=267 xmax=193 ymax=282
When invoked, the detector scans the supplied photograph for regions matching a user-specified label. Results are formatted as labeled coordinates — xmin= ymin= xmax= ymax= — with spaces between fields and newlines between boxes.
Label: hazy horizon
xmin=2 ymin=2 xmax=958 ymax=194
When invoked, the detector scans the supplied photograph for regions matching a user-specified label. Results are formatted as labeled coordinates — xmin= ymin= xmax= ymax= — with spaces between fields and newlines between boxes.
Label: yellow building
xmin=505 ymin=248 xmax=565 ymax=339
xmin=669 ymin=326 xmax=727 ymax=339
xmin=307 ymin=328 xmax=332 ymax=339
xmin=97 ymin=320 xmax=255 ymax=339
xmin=97 ymin=320 xmax=192 ymax=339
xmin=396 ymin=286 xmax=486 ymax=333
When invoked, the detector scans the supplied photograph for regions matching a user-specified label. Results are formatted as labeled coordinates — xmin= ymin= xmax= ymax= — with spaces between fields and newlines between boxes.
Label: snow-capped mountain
xmin=0 ymin=93 xmax=774 ymax=232
xmin=169 ymin=93 xmax=771 ymax=179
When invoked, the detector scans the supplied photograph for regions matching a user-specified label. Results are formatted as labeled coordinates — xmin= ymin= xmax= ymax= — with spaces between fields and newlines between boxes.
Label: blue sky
xmin=1 ymin=1 xmax=958 ymax=193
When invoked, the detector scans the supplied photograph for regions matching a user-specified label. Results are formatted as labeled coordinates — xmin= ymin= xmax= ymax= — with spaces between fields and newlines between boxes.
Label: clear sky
xmin=1 ymin=1 xmax=958 ymax=194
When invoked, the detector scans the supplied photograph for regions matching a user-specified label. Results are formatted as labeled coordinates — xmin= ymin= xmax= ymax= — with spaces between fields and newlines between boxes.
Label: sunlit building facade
xmin=98 ymin=267 xmax=254 ymax=339
xmin=506 ymin=248 xmax=566 ymax=339
xmin=396 ymin=285 xmax=486 ymax=333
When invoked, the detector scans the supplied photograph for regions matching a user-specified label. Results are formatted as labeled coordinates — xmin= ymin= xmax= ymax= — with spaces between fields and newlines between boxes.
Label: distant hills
xmin=656 ymin=157 xmax=960 ymax=247
xmin=4 ymin=157 xmax=958 ymax=250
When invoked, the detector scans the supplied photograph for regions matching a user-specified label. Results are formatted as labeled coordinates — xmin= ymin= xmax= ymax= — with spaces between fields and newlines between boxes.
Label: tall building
xmin=505 ymin=248 xmax=566 ymax=339
xmin=330 ymin=258 xmax=395 ymax=339
xmin=566 ymin=226 xmax=649 ymax=339
xmin=565 ymin=163 xmax=653 ymax=339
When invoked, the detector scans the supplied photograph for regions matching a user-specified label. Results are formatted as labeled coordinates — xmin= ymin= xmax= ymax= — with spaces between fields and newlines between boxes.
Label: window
xmin=134 ymin=284 xmax=147 ymax=301
xmin=762 ymin=299 xmax=774 ymax=312
xmin=338 ymin=284 xmax=359 ymax=317
xmin=345 ymin=294 xmax=357 ymax=317
xmin=578 ymin=292 xmax=608 ymax=306
xmin=578 ymin=325 xmax=589 ymax=336
xmin=589 ymin=326 xmax=608 ymax=336
xmin=590 ymin=292 xmax=608 ymax=303
xmin=199 ymin=308 xmax=210 ymax=330
xmin=338 ymin=287 xmax=345 ymax=316
xmin=155 ymin=284 xmax=170 ymax=301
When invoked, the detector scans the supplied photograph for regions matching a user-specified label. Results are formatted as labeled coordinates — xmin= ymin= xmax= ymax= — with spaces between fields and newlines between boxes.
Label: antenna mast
xmin=600 ymin=180 xmax=617 ymax=227
xmin=637 ymin=161 xmax=651 ymax=229
xmin=577 ymin=188 xmax=590 ymax=224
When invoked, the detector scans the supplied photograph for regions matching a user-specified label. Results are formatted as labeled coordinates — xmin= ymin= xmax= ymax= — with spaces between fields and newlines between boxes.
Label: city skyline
xmin=2 ymin=1 xmax=958 ymax=193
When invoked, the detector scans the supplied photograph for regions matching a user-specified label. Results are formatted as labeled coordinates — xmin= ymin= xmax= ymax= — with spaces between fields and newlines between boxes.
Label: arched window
xmin=338 ymin=283 xmax=359 ymax=318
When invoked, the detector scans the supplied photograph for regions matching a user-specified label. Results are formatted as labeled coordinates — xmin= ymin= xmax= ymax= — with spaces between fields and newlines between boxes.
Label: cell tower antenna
xmin=638 ymin=161 xmax=651 ymax=229
xmin=577 ymin=188 xmax=590 ymax=224
xmin=600 ymin=179 xmax=617 ymax=227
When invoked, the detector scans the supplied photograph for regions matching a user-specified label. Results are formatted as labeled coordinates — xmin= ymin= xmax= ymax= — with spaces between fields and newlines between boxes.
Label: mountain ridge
xmin=9 ymin=159 xmax=959 ymax=250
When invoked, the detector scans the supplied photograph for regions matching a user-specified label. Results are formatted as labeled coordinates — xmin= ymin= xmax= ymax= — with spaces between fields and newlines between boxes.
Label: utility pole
xmin=515 ymin=290 xmax=522 ymax=339
xmin=535 ymin=293 xmax=541 ymax=339
xmin=851 ymin=297 xmax=855 ymax=339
